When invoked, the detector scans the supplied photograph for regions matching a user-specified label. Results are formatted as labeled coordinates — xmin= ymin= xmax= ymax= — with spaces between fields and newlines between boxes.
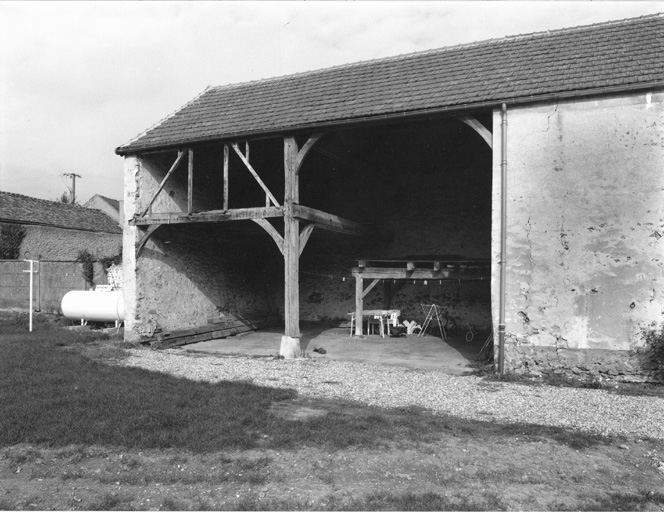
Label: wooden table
xmin=351 ymin=257 xmax=490 ymax=337
xmin=349 ymin=309 xmax=401 ymax=338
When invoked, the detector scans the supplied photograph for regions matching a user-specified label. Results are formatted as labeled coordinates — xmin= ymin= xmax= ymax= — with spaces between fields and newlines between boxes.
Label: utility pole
xmin=62 ymin=173 xmax=81 ymax=204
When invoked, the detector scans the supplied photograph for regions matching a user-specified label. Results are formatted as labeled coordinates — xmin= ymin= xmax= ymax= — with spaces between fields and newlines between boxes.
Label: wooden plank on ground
xmin=142 ymin=312 xmax=280 ymax=348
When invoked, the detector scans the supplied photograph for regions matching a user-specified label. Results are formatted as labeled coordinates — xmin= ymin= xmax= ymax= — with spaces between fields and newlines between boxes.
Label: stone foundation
xmin=504 ymin=341 xmax=662 ymax=384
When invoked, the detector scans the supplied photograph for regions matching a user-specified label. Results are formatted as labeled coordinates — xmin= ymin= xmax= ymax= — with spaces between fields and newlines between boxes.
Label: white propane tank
xmin=61 ymin=290 xmax=124 ymax=322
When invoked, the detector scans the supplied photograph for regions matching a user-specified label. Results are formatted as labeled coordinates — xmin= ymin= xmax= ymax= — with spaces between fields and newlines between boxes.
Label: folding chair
xmin=418 ymin=304 xmax=447 ymax=339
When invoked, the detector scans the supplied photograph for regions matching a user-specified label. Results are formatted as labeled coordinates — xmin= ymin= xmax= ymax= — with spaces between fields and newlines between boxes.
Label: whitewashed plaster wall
xmin=491 ymin=92 xmax=664 ymax=373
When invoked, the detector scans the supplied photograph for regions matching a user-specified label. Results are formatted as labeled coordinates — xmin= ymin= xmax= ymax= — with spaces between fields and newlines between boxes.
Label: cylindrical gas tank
xmin=61 ymin=290 xmax=124 ymax=322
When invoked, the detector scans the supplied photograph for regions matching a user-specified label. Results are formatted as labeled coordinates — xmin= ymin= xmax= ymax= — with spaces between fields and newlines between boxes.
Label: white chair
xmin=367 ymin=315 xmax=385 ymax=337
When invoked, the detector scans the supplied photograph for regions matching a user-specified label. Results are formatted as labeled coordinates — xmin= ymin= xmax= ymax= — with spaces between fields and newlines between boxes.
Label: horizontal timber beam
xmin=352 ymin=267 xmax=460 ymax=280
xmin=293 ymin=204 xmax=368 ymax=236
xmin=130 ymin=206 xmax=284 ymax=226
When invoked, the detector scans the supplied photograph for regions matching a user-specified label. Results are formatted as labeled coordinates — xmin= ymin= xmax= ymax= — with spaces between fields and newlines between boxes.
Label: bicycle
xmin=465 ymin=324 xmax=479 ymax=342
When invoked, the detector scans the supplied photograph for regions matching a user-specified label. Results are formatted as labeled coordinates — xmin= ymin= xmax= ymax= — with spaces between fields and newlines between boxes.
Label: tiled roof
xmin=117 ymin=13 xmax=664 ymax=155
xmin=84 ymin=194 xmax=120 ymax=212
xmin=0 ymin=192 xmax=122 ymax=234
xmin=98 ymin=195 xmax=120 ymax=211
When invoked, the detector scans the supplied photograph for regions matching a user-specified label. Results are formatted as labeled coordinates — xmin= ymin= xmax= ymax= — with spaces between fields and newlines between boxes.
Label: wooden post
xmin=280 ymin=136 xmax=301 ymax=358
xmin=355 ymin=274 xmax=364 ymax=336
xmin=383 ymin=280 xmax=392 ymax=310
xmin=223 ymin=144 xmax=229 ymax=211
xmin=187 ymin=148 xmax=194 ymax=214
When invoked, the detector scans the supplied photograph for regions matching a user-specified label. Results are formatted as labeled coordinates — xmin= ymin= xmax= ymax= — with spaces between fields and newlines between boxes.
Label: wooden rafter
xmin=230 ymin=143 xmax=280 ymax=207
xmin=292 ymin=204 xmax=367 ymax=236
xmin=459 ymin=115 xmax=492 ymax=149
xmin=140 ymin=150 xmax=185 ymax=217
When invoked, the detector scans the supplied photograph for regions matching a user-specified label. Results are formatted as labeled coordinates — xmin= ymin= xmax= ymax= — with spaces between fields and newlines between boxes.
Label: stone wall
xmin=506 ymin=344 xmax=662 ymax=384
xmin=491 ymin=91 xmax=664 ymax=380
xmin=21 ymin=225 xmax=122 ymax=261
xmin=122 ymin=156 xmax=281 ymax=340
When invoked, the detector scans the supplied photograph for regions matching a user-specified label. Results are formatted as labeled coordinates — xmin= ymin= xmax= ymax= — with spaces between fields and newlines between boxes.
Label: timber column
xmin=280 ymin=136 xmax=301 ymax=357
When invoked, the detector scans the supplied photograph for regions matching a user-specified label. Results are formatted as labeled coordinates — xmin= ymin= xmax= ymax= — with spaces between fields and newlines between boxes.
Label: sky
xmin=1 ymin=1 xmax=662 ymax=205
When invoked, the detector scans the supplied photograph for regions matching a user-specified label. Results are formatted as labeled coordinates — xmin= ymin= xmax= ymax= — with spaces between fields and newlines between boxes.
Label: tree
xmin=56 ymin=191 xmax=72 ymax=204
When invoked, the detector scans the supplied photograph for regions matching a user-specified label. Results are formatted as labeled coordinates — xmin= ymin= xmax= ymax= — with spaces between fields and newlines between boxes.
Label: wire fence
xmin=0 ymin=260 xmax=109 ymax=313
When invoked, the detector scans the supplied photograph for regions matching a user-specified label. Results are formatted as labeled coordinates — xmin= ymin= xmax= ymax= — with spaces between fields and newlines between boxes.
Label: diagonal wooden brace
xmin=141 ymin=150 xmax=185 ymax=218
xmin=231 ymin=143 xmax=280 ymax=207
xmin=459 ymin=115 xmax=492 ymax=149
xmin=136 ymin=224 xmax=162 ymax=258
xmin=252 ymin=218 xmax=284 ymax=255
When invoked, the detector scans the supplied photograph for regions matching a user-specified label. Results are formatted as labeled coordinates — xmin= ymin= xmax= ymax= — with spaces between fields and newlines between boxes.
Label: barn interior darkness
xmin=145 ymin=112 xmax=493 ymax=332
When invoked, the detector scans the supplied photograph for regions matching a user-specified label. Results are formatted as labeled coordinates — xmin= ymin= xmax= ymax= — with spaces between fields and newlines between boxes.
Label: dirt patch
xmin=270 ymin=402 xmax=329 ymax=421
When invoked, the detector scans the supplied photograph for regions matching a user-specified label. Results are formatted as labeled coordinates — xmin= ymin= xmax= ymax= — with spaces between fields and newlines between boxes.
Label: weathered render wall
xmin=492 ymin=92 xmax=664 ymax=381
xmin=21 ymin=225 xmax=121 ymax=261
xmin=123 ymin=156 xmax=278 ymax=341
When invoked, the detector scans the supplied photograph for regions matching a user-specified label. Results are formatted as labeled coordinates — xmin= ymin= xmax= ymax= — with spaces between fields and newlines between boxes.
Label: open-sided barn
xmin=116 ymin=14 xmax=664 ymax=381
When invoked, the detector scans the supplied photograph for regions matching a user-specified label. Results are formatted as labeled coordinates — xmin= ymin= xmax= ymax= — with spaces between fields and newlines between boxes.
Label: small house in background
xmin=116 ymin=14 xmax=664 ymax=381
xmin=0 ymin=192 xmax=122 ymax=312
xmin=83 ymin=194 xmax=124 ymax=227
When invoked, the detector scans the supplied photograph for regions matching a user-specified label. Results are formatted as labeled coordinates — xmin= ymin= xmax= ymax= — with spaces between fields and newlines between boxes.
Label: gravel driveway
xmin=118 ymin=348 xmax=664 ymax=440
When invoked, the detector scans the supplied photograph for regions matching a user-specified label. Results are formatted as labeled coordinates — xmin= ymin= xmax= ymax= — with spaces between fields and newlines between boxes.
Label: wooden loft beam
xmin=292 ymin=204 xmax=368 ymax=236
xmin=352 ymin=267 xmax=455 ymax=280
xmin=130 ymin=206 xmax=283 ymax=226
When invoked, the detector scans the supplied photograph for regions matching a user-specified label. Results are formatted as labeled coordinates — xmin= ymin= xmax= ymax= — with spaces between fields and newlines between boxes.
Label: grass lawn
xmin=1 ymin=311 xmax=663 ymax=510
